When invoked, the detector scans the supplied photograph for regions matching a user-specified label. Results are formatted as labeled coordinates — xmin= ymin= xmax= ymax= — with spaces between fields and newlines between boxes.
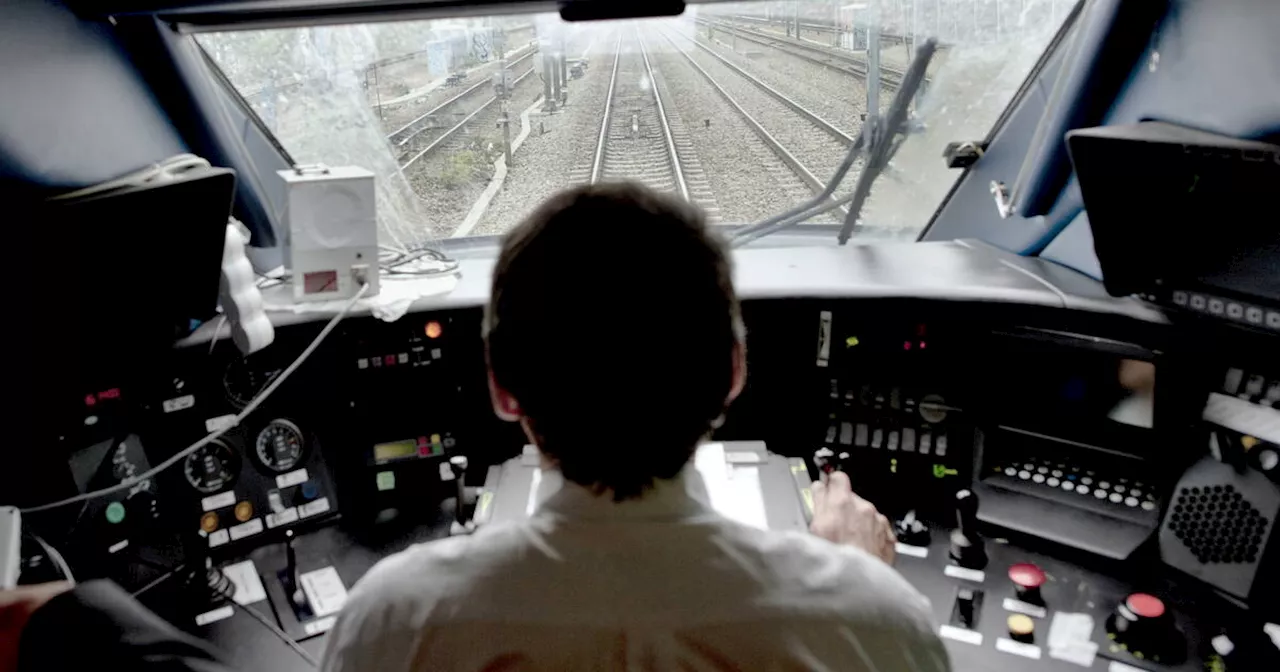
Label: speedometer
xmin=255 ymin=419 xmax=306 ymax=473
xmin=184 ymin=439 xmax=240 ymax=494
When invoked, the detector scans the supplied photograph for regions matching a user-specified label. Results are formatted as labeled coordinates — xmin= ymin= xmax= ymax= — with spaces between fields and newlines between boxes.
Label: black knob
xmin=895 ymin=510 xmax=931 ymax=547
xmin=949 ymin=489 xmax=988 ymax=570
xmin=813 ymin=448 xmax=835 ymax=473
xmin=956 ymin=588 xmax=978 ymax=628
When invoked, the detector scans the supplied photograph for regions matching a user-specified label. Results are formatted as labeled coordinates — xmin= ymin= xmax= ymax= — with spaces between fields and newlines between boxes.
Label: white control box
xmin=277 ymin=165 xmax=379 ymax=303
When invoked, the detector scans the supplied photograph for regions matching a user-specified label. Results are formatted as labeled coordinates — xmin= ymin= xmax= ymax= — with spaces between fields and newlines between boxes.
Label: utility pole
xmin=866 ymin=3 xmax=882 ymax=129
xmin=500 ymin=50 xmax=512 ymax=166
xmin=542 ymin=45 xmax=555 ymax=112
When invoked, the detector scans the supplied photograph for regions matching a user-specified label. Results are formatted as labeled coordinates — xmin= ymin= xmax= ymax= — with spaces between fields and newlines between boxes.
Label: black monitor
xmin=1068 ymin=121 xmax=1280 ymax=327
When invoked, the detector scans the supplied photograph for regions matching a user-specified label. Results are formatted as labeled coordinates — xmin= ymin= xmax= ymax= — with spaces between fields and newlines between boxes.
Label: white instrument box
xmin=277 ymin=165 xmax=379 ymax=302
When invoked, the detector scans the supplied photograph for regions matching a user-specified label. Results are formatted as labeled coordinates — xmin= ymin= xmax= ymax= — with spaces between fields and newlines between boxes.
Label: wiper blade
xmin=729 ymin=38 xmax=937 ymax=247
xmin=838 ymin=39 xmax=937 ymax=244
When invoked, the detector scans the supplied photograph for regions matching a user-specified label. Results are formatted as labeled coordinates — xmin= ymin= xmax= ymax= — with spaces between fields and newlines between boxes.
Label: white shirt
xmin=321 ymin=469 xmax=949 ymax=672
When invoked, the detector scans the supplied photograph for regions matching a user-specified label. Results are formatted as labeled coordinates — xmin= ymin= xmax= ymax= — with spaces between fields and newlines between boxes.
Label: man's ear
xmin=727 ymin=341 xmax=747 ymax=403
xmin=487 ymin=370 xmax=523 ymax=421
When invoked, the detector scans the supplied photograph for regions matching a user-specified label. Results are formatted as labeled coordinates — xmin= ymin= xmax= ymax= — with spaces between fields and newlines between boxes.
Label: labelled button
xmin=1076 ymin=485 xmax=1090 ymax=495
xmin=1191 ymin=295 xmax=1207 ymax=310
xmin=825 ymin=425 xmax=838 ymax=443
xmin=1208 ymin=298 xmax=1225 ymax=315
xmin=1172 ymin=291 xmax=1189 ymax=306
xmin=1228 ymin=303 xmax=1244 ymax=319
xmin=1005 ymin=467 xmax=1017 ymax=477
xmin=902 ymin=428 xmax=917 ymax=452
xmin=1036 ymin=466 xmax=1048 ymax=474
xmin=919 ymin=433 xmax=932 ymax=454
xmin=1246 ymin=307 xmax=1264 ymax=325
xmin=1062 ymin=481 xmax=1076 ymax=492
xmin=1141 ymin=500 xmax=1156 ymax=511
xmin=1047 ymin=477 xmax=1060 ymax=487
xmin=1081 ymin=477 xmax=1093 ymax=486
xmin=1023 ymin=463 xmax=1035 ymax=471
xmin=1099 ymin=481 xmax=1111 ymax=490
xmin=105 ymin=501 xmax=126 ymax=524
xmin=936 ymin=435 xmax=948 ymax=456
xmin=871 ymin=429 xmax=884 ymax=449
xmin=1110 ymin=493 xmax=1123 ymax=503
xmin=1051 ymin=469 xmax=1063 ymax=478
xmin=200 ymin=511 xmax=220 ymax=532
xmin=854 ymin=423 xmax=869 ymax=447
xmin=839 ymin=422 xmax=854 ymax=446
xmin=1018 ymin=470 xmax=1031 ymax=480
xmin=1114 ymin=485 xmax=1127 ymax=494
xmin=1125 ymin=496 xmax=1139 ymax=507
xmin=1007 ymin=613 xmax=1035 ymax=643
xmin=234 ymin=501 xmax=254 ymax=522
xmin=888 ymin=431 xmax=900 ymax=451
xmin=398 ymin=353 xmax=409 ymax=364
xmin=1095 ymin=489 xmax=1107 ymax=499
xmin=1127 ymin=489 xmax=1139 ymax=497
xmin=1032 ymin=474 xmax=1045 ymax=484
xmin=357 ymin=358 xmax=369 ymax=369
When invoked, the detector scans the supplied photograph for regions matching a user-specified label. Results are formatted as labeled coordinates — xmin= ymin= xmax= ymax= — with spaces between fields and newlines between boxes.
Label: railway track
xmin=389 ymin=49 xmax=539 ymax=170
xmin=699 ymin=18 xmax=912 ymax=91
xmin=570 ymin=28 xmax=720 ymax=220
xmin=658 ymin=25 xmax=851 ymax=221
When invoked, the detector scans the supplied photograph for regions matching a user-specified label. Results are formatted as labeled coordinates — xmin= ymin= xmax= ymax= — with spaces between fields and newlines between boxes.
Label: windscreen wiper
xmin=729 ymin=39 xmax=937 ymax=247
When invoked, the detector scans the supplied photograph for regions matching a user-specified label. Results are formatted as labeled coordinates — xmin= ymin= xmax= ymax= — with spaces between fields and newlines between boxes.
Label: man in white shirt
xmin=322 ymin=183 xmax=950 ymax=672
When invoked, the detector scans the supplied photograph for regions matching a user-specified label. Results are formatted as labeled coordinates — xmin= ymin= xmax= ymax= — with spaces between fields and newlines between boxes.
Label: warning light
xmin=919 ymin=341 xmax=928 ymax=350
xmin=903 ymin=341 xmax=912 ymax=351
xmin=845 ymin=336 xmax=860 ymax=348
xmin=425 ymin=321 xmax=443 ymax=339
xmin=97 ymin=388 xmax=121 ymax=401
xmin=84 ymin=394 xmax=97 ymax=407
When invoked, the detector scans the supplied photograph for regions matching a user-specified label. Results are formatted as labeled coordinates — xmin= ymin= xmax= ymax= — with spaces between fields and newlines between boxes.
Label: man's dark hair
xmin=485 ymin=182 xmax=743 ymax=500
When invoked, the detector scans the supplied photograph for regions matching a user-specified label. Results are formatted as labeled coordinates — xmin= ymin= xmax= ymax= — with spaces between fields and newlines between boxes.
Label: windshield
xmin=197 ymin=1 xmax=1072 ymax=249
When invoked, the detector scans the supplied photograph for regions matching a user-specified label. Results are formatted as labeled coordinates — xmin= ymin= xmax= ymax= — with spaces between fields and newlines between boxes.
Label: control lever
xmin=813 ymin=448 xmax=836 ymax=474
xmin=448 ymin=455 xmax=477 ymax=536
xmin=949 ymin=489 xmax=988 ymax=570
xmin=285 ymin=529 xmax=305 ymax=608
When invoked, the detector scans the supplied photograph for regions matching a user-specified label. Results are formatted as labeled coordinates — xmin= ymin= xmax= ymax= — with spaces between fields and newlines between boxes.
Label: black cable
xmin=131 ymin=563 xmax=185 ymax=598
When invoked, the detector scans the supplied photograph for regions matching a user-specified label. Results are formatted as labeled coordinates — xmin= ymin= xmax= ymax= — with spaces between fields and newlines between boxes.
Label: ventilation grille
xmin=1168 ymin=485 xmax=1269 ymax=564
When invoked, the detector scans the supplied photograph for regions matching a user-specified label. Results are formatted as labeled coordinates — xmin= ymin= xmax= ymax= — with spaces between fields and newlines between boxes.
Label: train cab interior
xmin=4 ymin=0 xmax=1280 ymax=670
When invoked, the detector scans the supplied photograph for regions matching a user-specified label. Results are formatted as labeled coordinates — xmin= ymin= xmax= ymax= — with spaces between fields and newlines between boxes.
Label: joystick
xmin=949 ymin=489 xmax=987 ymax=570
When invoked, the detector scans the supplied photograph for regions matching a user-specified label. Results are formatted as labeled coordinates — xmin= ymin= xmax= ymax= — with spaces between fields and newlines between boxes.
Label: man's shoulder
xmin=345 ymin=521 xmax=534 ymax=612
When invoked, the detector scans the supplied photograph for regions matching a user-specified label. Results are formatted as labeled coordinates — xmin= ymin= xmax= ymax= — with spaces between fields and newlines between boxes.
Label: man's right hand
xmin=810 ymin=471 xmax=896 ymax=565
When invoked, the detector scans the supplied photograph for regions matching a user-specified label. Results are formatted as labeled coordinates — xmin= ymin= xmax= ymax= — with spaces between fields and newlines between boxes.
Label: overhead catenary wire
xmin=17 ymin=283 xmax=371 ymax=514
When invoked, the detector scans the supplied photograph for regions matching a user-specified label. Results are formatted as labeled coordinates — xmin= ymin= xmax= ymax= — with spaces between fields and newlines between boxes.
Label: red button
xmin=1008 ymin=563 xmax=1046 ymax=589
xmin=1126 ymin=593 xmax=1165 ymax=619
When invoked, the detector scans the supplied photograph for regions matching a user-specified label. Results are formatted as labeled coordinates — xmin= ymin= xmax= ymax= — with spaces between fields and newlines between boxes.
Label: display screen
xmin=373 ymin=439 xmax=418 ymax=464
xmin=986 ymin=342 xmax=1156 ymax=440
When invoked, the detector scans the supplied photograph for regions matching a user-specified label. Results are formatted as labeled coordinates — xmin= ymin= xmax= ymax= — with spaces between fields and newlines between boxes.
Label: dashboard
xmin=22 ymin=241 xmax=1280 ymax=671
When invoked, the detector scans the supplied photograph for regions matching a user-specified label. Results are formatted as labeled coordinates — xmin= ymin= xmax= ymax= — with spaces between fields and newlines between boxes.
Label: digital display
xmin=373 ymin=439 xmax=417 ymax=464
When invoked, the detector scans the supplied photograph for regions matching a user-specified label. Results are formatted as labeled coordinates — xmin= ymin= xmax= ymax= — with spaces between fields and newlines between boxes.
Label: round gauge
xmin=255 ymin=419 xmax=306 ymax=473
xmin=222 ymin=358 xmax=281 ymax=409
xmin=184 ymin=439 xmax=240 ymax=494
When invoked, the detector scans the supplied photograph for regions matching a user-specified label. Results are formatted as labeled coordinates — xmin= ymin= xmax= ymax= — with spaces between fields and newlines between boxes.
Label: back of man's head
xmin=485 ymin=182 xmax=743 ymax=500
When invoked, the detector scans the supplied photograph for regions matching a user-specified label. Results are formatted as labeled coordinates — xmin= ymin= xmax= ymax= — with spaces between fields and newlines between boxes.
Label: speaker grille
xmin=1168 ymin=485 xmax=1268 ymax=564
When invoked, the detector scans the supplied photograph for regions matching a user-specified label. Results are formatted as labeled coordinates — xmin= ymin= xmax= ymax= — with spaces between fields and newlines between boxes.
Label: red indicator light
xmin=903 ymin=341 xmax=912 ymax=351
xmin=84 ymin=394 xmax=97 ymax=407
xmin=419 ymin=445 xmax=431 ymax=456
xmin=424 ymin=321 xmax=443 ymax=339
xmin=384 ymin=355 xmax=396 ymax=366
xmin=97 ymin=388 xmax=120 ymax=400
xmin=919 ymin=341 xmax=927 ymax=350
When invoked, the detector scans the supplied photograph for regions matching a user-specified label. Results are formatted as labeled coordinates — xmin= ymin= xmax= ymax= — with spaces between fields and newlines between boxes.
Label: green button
xmin=105 ymin=501 xmax=126 ymax=524
xmin=376 ymin=471 xmax=396 ymax=492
